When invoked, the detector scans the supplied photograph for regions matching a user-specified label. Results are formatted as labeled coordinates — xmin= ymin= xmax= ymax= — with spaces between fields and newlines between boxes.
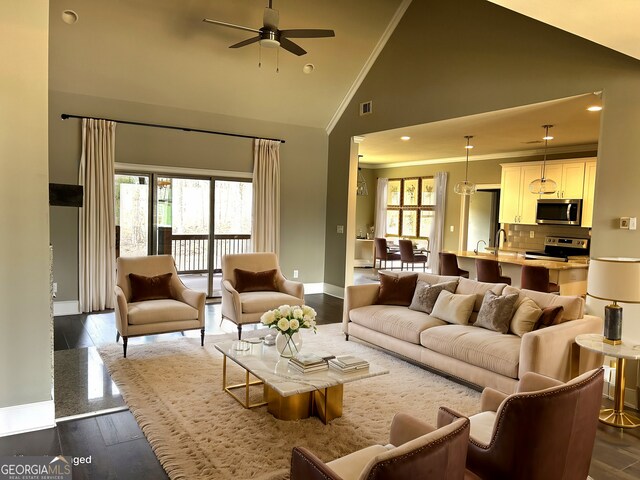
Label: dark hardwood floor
xmin=2 ymin=293 xmax=639 ymax=479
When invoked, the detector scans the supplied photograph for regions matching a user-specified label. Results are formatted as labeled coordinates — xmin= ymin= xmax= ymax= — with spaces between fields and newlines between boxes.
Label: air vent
xmin=360 ymin=101 xmax=372 ymax=116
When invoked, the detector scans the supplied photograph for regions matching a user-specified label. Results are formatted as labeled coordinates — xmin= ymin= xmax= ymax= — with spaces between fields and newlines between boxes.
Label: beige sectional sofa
xmin=343 ymin=271 xmax=603 ymax=393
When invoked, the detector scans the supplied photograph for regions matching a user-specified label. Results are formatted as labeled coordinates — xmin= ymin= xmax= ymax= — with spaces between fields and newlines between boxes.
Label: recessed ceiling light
xmin=400 ymin=136 xmax=411 ymax=141
xmin=464 ymin=145 xmax=474 ymax=149
xmin=61 ymin=10 xmax=78 ymax=25
xmin=302 ymin=64 xmax=314 ymax=74
xmin=543 ymin=135 xmax=554 ymax=140
xmin=587 ymin=105 xmax=603 ymax=112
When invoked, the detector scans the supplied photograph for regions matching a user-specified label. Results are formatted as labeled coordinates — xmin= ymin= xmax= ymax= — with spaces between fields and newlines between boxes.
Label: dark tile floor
xmin=2 ymin=293 xmax=639 ymax=479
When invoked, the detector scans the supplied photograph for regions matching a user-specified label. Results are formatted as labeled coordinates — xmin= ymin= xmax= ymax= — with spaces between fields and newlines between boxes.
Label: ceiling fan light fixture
xmin=529 ymin=124 xmax=557 ymax=195
xmin=455 ymin=135 xmax=476 ymax=196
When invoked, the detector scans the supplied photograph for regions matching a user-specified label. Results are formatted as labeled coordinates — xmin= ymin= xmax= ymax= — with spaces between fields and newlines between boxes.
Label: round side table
xmin=575 ymin=333 xmax=640 ymax=428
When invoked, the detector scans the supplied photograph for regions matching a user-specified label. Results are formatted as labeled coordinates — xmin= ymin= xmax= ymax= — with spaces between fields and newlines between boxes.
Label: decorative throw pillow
xmin=431 ymin=290 xmax=476 ymax=325
xmin=234 ymin=268 xmax=279 ymax=293
xmin=129 ymin=272 xmax=173 ymax=302
xmin=377 ymin=273 xmax=418 ymax=306
xmin=509 ymin=297 xmax=543 ymax=337
xmin=408 ymin=280 xmax=458 ymax=314
xmin=534 ymin=305 xmax=565 ymax=330
xmin=474 ymin=290 xmax=519 ymax=334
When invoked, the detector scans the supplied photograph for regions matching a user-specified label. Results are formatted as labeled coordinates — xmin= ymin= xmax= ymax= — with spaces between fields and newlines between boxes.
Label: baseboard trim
xmin=602 ymin=381 xmax=638 ymax=410
xmin=0 ymin=400 xmax=56 ymax=437
xmin=323 ymin=283 xmax=344 ymax=299
xmin=53 ymin=300 xmax=80 ymax=316
xmin=303 ymin=283 xmax=324 ymax=295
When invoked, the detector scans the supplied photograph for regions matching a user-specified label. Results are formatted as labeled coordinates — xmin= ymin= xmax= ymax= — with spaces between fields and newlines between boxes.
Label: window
xmin=386 ymin=177 xmax=435 ymax=239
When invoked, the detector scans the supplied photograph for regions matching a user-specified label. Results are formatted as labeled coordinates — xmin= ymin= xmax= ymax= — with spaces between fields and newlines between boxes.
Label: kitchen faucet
xmin=495 ymin=228 xmax=507 ymax=255
xmin=474 ymin=239 xmax=487 ymax=255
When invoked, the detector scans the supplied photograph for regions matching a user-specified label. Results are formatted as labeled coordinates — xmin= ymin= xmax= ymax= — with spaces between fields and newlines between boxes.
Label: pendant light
xmin=454 ymin=135 xmax=476 ymax=195
xmin=529 ymin=124 xmax=557 ymax=195
xmin=356 ymin=155 xmax=368 ymax=196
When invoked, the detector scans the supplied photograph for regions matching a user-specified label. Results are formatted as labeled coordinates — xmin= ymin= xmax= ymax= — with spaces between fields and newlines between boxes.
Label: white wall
xmin=0 ymin=1 xmax=54 ymax=433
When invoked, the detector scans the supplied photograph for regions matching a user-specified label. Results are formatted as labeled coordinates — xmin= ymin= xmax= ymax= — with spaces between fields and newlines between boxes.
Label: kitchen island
xmin=453 ymin=250 xmax=589 ymax=296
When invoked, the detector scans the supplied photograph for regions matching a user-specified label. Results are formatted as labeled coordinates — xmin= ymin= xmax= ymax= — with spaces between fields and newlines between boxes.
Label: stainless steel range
xmin=524 ymin=236 xmax=590 ymax=262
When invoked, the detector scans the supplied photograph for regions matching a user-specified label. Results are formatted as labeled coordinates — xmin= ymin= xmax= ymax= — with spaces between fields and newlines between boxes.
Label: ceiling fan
xmin=203 ymin=0 xmax=335 ymax=56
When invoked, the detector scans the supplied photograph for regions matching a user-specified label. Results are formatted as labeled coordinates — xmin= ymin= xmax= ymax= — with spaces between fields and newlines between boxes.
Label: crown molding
xmin=361 ymin=143 xmax=598 ymax=169
xmin=325 ymin=0 xmax=413 ymax=135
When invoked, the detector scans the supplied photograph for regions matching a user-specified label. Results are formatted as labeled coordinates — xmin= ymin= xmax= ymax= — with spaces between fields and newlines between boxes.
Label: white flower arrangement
xmin=260 ymin=304 xmax=317 ymax=335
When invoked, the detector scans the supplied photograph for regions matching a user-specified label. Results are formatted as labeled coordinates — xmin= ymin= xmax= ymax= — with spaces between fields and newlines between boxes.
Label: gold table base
xmin=601 ymin=357 xmax=640 ymax=429
xmin=221 ymin=354 xmax=344 ymax=423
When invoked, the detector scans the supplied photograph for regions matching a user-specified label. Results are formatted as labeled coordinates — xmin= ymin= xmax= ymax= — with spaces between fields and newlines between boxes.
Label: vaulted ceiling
xmin=49 ymin=0 xmax=638 ymax=135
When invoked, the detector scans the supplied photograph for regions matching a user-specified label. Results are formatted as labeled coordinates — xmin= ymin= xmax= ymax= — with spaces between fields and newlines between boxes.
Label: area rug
xmin=98 ymin=324 xmax=481 ymax=479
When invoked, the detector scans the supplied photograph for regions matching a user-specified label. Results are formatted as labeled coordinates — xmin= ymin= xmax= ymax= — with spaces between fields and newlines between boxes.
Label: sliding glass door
xmin=115 ymin=171 xmax=253 ymax=298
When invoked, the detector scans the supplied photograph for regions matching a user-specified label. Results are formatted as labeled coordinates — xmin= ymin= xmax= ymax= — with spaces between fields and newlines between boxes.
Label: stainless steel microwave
xmin=536 ymin=199 xmax=582 ymax=225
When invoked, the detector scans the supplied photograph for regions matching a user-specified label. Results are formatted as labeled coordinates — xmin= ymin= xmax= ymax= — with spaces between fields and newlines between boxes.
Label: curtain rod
xmin=60 ymin=113 xmax=285 ymax=144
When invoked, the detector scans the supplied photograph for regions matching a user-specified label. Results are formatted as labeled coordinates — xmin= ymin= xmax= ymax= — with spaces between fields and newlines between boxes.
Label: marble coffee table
xmin=214 ymin=339 xmax=389 ymax=423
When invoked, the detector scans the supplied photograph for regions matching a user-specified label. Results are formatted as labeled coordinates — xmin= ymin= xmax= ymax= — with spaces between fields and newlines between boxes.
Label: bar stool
xmin=475 ymin=258 xmax=511 ymax=284
xmin=438 ymin=252 xmax=469 ymax=278
xmin=521 ymin=265 xmax=560 ymax=293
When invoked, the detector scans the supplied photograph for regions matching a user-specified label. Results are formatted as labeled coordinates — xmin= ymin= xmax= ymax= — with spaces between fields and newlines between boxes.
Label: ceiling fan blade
xmin=229 ymin=36 xmax=261 ymax=49
xmin=263 ymin=7 xmax=279 ymax=30
xmin=203 ymin=18 xmax=260 ymax=34
xmin=279 ymin=37 xmax=307 ymax=56
xmin=280 ymin=29 xmax=335 ymax=39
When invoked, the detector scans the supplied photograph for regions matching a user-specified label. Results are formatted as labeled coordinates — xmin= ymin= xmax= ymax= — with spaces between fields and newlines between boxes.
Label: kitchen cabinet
xmin=581 ymin=160 xmax=597 ymax=228
xmin=499 ymin=164 xmax=541 ymax=225
xmin=544 ymin=162 xmax=585 ymax=198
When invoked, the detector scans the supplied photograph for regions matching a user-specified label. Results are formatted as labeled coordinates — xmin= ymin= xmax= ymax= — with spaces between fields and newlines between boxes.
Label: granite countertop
xmin=454 ymin=250 xmax=589 ymax=270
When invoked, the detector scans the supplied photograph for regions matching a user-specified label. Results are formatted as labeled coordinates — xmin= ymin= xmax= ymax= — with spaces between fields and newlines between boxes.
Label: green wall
xmin=49 ymin=91 xmax=328 ymax=302
xmin=0 ymin=0 xmax=52 ymax=412
xmin=325 ymin=0 xmax=640 ymax=288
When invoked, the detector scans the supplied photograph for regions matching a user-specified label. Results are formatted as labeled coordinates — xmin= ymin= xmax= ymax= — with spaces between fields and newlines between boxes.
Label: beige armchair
xmin=115 ymin=255 xmax=206 ymax=357
xmin=440 ymin=367 xmax=604 ymax=480
xmin=221 ymin=252 xmax=304 ymax=339
xmin=291 ymin=410 xmax=473 ymax=480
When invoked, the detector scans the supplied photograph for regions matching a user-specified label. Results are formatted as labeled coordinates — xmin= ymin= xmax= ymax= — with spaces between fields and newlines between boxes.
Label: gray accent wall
xmin=49 ymin=91 xmax=328 ymax=302
xmin=0 ymin=1 xmax=52 ymax=409
xmin=325 ymin=0 xmax=640 ymax=287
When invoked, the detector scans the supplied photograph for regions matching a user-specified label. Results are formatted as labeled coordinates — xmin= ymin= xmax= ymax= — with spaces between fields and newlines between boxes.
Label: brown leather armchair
xmin=440 ymin=367 xmax=604 ymax=480
xmin=290 ymin=409 xmax=473 ymax=480
xmin=475 ymin=258 xmax=511 ymax=284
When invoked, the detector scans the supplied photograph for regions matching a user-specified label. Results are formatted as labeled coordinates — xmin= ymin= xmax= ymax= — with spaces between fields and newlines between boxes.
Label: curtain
xmin=374 ymin=178 xmax=388 ymax=238
xmin=251 ymin=139 xmax=280 ymax=255
xmin=429 ymin=172 xmax=448 ymax=273
xmin=78 ymin=119 xmax=117 ymax=312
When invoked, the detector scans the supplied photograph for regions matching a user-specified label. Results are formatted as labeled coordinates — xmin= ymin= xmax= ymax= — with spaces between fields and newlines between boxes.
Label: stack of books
xmin=328 ymin=355 xmax=369 ymax=372
xmin=288 ymin=353 xmax=329 ymax=373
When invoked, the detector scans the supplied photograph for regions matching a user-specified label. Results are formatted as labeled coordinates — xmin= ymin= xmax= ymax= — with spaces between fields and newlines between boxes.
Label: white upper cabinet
xmin=499 ymin=158 xmax=596 ymax=226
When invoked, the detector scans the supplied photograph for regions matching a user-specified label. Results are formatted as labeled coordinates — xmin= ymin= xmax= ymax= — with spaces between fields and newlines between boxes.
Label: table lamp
xmin=587 ymin=257 xmax=640 ymax=344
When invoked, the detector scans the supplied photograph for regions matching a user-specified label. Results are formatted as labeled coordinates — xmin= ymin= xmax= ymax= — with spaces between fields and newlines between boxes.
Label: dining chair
xmin=399 ymin=239 xmax=428 ymax=271
xmin=374 ymin=237 xmax=401 ymax=270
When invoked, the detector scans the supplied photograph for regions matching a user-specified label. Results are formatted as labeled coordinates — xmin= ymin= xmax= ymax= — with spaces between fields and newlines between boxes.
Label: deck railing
xmin=167 ymin=233 xmax=251 ymax=274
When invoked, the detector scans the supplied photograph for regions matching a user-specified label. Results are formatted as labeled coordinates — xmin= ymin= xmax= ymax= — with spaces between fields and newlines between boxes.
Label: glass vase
xmin=275 ymin=331 xmax=302 ymax=358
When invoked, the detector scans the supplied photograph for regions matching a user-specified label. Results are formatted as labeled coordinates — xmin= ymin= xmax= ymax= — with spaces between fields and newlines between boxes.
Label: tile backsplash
xmin=503 ymin=224 xmax=591 ymax=251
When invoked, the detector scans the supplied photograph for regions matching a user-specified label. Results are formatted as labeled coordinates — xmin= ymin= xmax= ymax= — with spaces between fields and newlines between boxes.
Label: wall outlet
xmin=449 ymin=225 xmax=454 ymax=232
xmin=529 ymin=231 xmax=535 ymax=238
xmin=630 ymin=217 xmax=637 ymax=230
xmin=337 ymin=225 xmax=344 ymax=234
xmin=293 ymin=270 xmax=299 ymax=279
xmin=620 ymin=217 xmax=630 ymax=229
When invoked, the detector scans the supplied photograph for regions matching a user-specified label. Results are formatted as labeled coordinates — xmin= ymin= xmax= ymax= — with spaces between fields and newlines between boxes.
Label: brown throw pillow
xmin=377 ymin=273 xmax=418 ymax=306
xmin=534 ymin=305 xmax=565 ymax=330
xmin=129 ymin=272 xmax=173 ymax=302
xmin=234 ymin=268 xmax=279 ymax=293
xmin=409 ymin=280 xmax=459 ymax=314
xmin=474 ymin=290 xmax=519 ymax=334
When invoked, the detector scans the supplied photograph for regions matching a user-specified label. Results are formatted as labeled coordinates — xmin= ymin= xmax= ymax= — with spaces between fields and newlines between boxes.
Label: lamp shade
xmin=587 ymin=257 xmax=640 ymax=303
